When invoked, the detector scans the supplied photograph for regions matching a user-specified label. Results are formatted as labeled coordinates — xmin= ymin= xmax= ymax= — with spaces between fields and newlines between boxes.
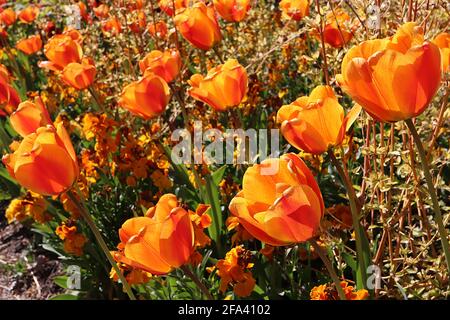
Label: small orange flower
xmin=432 ymin=32 xmax=449 ymax=73
xmin=10 ymin=97 xmax=52 ymax=137
xmin=139 ymin=49 xmax=181 ymax=83
xmin=93 ymin=4 xmax=109 ymax=19
xmin=158 ymin=0 xmax=189 ymax=16
xmin=337 ymin=22 xmax=442 ymax=122
xmin=323 ymin=9 xmax=355 ymax=48
xmin=119 ymin=73 xmax=170 ymax=119
xmin=213 ymin=0 xmax=251 ymax=22
xmin=276 ymin=85 xmax=361 ymax=154
xmin=310 ymin=281 xmax=369 ymax=300
xmin=147 ymin=21 xmax=168 ymax=39
xmin=0 ymin=8 xmax=16 ymax=26
xmin=279 ymin=0 xmax=309 ymax=21
xmin=115 ymin=194 xmax=194 ymax=275
xmin=102 ymin=16 xmax=122 ymax=35
xmin=18 ymin=5 xmax=40 ymax=24
xmin=16 ymin=35 xmax=42 ymax=55
xmin=61 ymin=58 xmax=97 ymax=90
xmin=229 ymin=153 xmax=324 ymax=246
xmin=174 ymin=2 xmax=222 ymax=51
xmin=188 ymin=59 xmax=248 ymax=111
xmin=56 ymin=222 xmax=87 ymax=256
xmin=40 ymin=34 xmax=83 ymax=71
xmin=2 ymin=123 xmax=79 ymax=196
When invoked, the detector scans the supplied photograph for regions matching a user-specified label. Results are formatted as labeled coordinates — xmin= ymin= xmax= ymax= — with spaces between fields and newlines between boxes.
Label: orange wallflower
xmin=115 ymin=194 xmax=194 ymax=275
xmin=229 ymin=153 xmax=324 ymax=246
xmin=209 ymin=245 xmax=255 ymax=297
xmin=174 ymin=2 xmax=222 ymax=51
xmin=213 ymin=0 xmax=251 ymax=22
xmin=323 ymin=9 xmax=354 ymax=48
xmin=276 ymin=85 xmax=361 ymax=154
xmin=188 ymin=59 xmax=248 ymax=111
xmin=0 ymin=8 xmax=16 ymax=26
xmin=40 ymin=34 xmax=83 ymax=71
xmin=147 ymin=21 xmax=168 ymax=39
xmin=432 ymin=32 xmax=449 ymax=73
xmin=61 ymin=58 xmax=97 ymax=90
xmin=5 ymin=192 xmax=49 ymax=224
xmin=93 ymin=4 xmax=109 ymax=19
xmin=279 ymin=0 xmax=309 ymax=21
xmin=337 ymin=22 xmax=442 ymax=122
xmin=2 ymin=123 xmax=79 ymax=196
xmin=56 ymin=222 xmax=87 ymax=256
xmin=310 ymin=281 xmax=369 ymax=300
xmin=158 ymin=0 xmax=189 ymax=16
xmin=16 ymin=35 xmax=42 ymax=55
xmin=18 ymin=5 xmax=40 ymax=23
xmin=119 ymin=73 xmax=170 ymax=119
xmin=102 ymin=16 xmax=122 ymax=35
xmin=10 ymin=97 xmax=52 ymax=137
xmin=139 ymin=49 xmax=181 ymax=83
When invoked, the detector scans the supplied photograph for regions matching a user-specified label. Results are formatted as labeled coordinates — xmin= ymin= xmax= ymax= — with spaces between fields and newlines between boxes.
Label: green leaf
xmin=49 ymin=294 xmax=80 ymax=300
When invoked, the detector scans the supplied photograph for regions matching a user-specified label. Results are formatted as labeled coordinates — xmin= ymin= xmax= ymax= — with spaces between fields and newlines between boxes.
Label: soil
xmin=0 ymin=201 xmax=64 ymax=300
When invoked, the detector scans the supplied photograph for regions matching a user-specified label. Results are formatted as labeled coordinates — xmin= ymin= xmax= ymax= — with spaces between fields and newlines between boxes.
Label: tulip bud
xmin=119 ymin=73 xmax=170 ymax=119
xmin=40 ymin=34 xmax=83 ymax=71
xmin=336 ymin=22 xmax=442 ymax=122
xmin=277 ymin=86 xmax=361 ymax=154
xmin=0 ymin=8 xmax=16 ymax=26
xmin=139 ymin=49 xmax=181 ymax=83
xmin=18 ymin=5 xmax=40 ymax=24
xmin=323 ymin=9 xmax=355 ymax=48
xmin=188 ymin=59 xmax=247 ymax=111
xmin=229 ymin=153 xmax=324 ymax=246
xmin=116 ymin=194 xmax=194 ymax=275
xmin=2 ymin=123 xmax=79 ymax=196
xmin=16 ymin=35 xmax=42 ymax=55
xmin=213 ymin=0 xmax=251 ymax=22
xmin=174 ymin=2 xmax=222 ymax=51
xmin=279 ymin=0 xmax=309 ymax=21
xmin=61 ymin=58 xmax=96 ymax=90
xmin=432 ymin=32 xmax=449 ymax=73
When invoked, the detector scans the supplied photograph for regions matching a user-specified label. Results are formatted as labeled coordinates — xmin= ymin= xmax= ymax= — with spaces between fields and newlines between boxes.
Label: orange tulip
xmin=2 ymin=123 xmax=79 ymax=196
xmin=188 ymin=59 xmax=247 ymax=111
xmin=18 ymin=5 xmax=40 ymax=24
xmin=323 ymin=9 xmax=354 ymax=48
xmin=40 ymin=34 xmax=83 ymax=71
xmin=139 ymin=50 xmax=181 ymax=83
xmin=93 ymin=4 xmax=109 ymax=19
xmin=119 ymin=73 xmax=170 ymax=119
xmin=147 ymin=21 xmax=168 ymax=39
xmin=432 ymin=32 xmax=449 ymax=73
xmin=279 ymin=0 xmax=309 ymax=21
xmin=0 ymin=8 xmax=16 ymax=26
xmin=115 ymin=194 xmax=194 ymax=275
xmin=129 ymin=11 xmax=146 ymax=33
xmin=102 ymin=17 xmax=122 ymax=35
xmin=16 ymin=35 xmax=42 ymax=55
xmin=229 ymin=153 xmax=324 ymax=246
xmin=158 ymin=0 xmax=189 ymax=16
xmin=336 ymin=22 xmax=442 ymax=122
xmin=277 ymin=86 xmax=361 ymax=154
xmin=10 ymin=97 xmax=52 ymax=137
xmin=78 ymin=1 xmax=89 ymax=21
xmin=0 ymin=71 xmax=21 ymax=114
xmin=213 ymin=0 xmax=251 ymax=22
xmin=174 ymin=2 xmax=222 ymax=51
xmin=61 ymin=58 xmax=96 ymax=90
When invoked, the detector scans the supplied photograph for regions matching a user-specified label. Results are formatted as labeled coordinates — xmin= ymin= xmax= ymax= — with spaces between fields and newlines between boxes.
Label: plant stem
xmin=328 ymin=150 xmax=368 ymax=288
xmin=88 ymin=85 xmax=106 ymax=113
xmin=405 ymin=119 xmax=450 ymax=274
xmin=180 ymin=265 xmax=214 ymax=300
xmin=310 ymin=240 xmax=347 ymax=300
xmin=67 ymin=190 xmax=137 ymax=300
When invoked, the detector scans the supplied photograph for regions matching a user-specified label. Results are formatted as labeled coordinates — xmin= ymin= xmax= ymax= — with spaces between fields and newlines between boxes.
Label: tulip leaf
xmin=211 ymin=165 xmax=227 ymax=186
xmin=204 ymin=174 xmax=223 ymax=252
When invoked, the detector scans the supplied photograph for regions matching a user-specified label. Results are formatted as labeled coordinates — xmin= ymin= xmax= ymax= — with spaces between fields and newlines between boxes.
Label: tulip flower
xmin=61 ymin=58 xmax=96 ymax=90
xmin=188 ymin=59 xmax=248 ymax=111
xmin=279 ymin=0 xmax=309 ymax=21
xmin=93 ymin=4 xmax=109 ymax=19
xmin=139 ymin=49 xmax=181 ymax=83
xmin=18 ymin=5 xmax=40 ymax=24
xmin=147 ymin=21 xmax=168 ymax=39
xmin=432 ymin=32 xmax=449 ymax=73
xmin=174 ymin=2 xmax=222 ymax=51
xmin=0 ymin=8 xmax=16 ymax=26
xmin=115 ymin=194 xmax=194 ymax=275
xmin=336 ymin=22 xmax=442 ymax=122
xmin=10 ymin=97 xmax=52 ymax=137
xmin=276 ymin=86 xmax=361 ymax=154
xmin=102 ymin=17 xmax=122 ymax=35
xmin=213 ymin=0 xmax=251 ymax=22
xmin=158 ymin=0 xmax=189 ymax=16
xmin=2 ymin=123 xmax=79 ymax=196
xmin=119 ymin=73 xmax=170 ymax=119
xmin=323 ymin=9 xmax=354 ymax=48
xmin=40 ymin=34 xmax=83 ymax=71
xmin=16 ymin=35 xmax=42 ymax=55
xmin=229 ymin=153 xmax=324 ymax=246
xmin=0 ymin=73 xmax=21 ymax=114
